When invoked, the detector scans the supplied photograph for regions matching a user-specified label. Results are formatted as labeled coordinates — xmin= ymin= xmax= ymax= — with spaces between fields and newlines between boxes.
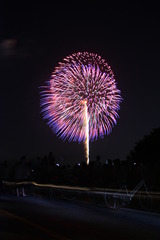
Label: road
xmin=0 ymin=195 xmax=160 ymax=240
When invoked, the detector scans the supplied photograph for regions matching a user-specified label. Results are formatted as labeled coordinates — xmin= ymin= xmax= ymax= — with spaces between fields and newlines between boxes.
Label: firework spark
xmin=84 ymin=100 xmax=89 ymax=165
xmin=40 ymin=52 xmax=122 ymax=164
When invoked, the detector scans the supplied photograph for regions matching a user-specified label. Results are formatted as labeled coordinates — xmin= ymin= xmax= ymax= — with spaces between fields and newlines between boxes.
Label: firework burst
xmin=40 ymin=52 xmax=122 ymax=164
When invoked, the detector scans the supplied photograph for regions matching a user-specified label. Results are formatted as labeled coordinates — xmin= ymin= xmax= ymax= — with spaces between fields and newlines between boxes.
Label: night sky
xmin=1 ymin=1 xmax=160 ymax=165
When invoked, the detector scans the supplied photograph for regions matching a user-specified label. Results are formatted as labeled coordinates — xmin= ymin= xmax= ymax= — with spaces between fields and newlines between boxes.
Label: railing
xmin=3 ymin=180 xmax=160 ymax=212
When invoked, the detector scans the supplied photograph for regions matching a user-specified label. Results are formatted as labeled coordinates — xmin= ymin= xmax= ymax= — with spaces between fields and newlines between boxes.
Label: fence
xmin=3 ymin=179 xmax=160 ymax=213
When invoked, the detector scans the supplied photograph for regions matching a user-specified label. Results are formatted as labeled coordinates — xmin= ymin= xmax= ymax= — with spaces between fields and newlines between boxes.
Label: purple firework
xmin=40 ymin=52 xmax=122 ymax=142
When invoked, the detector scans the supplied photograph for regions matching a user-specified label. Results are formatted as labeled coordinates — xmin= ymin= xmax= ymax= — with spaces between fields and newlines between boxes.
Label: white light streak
xmin=84 ymin=100 xmax=89 ymax=165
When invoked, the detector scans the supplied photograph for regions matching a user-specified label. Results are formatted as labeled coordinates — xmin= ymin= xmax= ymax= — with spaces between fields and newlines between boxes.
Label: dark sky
xmin=0 ymin=1 xmax=160 ymax=164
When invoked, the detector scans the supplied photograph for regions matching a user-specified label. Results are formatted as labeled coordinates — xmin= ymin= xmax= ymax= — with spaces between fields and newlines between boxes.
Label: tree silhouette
xmin=127 ymin=128 xmax=160 ymax=166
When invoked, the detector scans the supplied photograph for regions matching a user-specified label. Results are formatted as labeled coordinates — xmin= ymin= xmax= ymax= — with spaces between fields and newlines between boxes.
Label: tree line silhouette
xmin=0 ymin=127 xmax=160 ymax=191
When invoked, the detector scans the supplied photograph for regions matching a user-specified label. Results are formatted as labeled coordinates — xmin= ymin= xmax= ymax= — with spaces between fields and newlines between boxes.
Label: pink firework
xmin=40 ymin=52 xmax=122 ymax=142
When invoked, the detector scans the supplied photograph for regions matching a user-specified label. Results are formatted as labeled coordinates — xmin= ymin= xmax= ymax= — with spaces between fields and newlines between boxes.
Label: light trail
xmin=84 ymin=100 xmax=89 ymax=165
xmin=4 ymin=181 xmax=91 ymax=191
xmin=4 ymin=181 xmax=160 ymax=199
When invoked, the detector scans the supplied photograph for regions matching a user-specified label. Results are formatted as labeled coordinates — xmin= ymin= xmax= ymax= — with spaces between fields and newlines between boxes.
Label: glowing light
xmin=84 ymin=100 xmax=89 ymax=164
xmin=40 ymin=52 xmax=122 ymax=164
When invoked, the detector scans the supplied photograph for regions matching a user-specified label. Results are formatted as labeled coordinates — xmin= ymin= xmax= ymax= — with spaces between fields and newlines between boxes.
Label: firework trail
xmin=84 ymin=100 xmax=89 ymax=165
xmin=40 ymin=52 xmax=122 ymax=164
